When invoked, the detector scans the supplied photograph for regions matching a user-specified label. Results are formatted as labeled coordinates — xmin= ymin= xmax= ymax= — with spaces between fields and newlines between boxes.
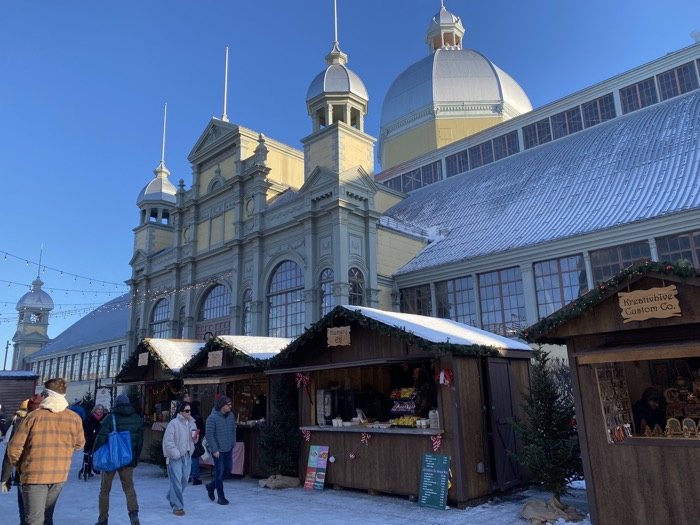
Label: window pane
xmin=478 ymin=268 xmax=525 ymax=337
xmin=267 ymin=261 xmax=305 ymax=338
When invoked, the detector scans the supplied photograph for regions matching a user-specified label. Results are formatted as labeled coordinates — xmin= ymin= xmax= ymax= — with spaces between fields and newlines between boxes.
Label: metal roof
xmin=29 ymin=294 xmax=130 ymax=358
xmin=383 ymin=90 xmax=700 ymax=275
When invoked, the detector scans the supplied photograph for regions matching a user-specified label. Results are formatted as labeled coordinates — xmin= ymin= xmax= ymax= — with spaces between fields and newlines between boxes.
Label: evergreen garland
xmin=523 ymin=259 xmax=699 ymax=342
xmin=180 ymin=337 xmax=267 ymax=375
xmin=511 ymin=348 xmax=583 ymax=502
xmin=259 ymin=373 xmax=300 ymax=476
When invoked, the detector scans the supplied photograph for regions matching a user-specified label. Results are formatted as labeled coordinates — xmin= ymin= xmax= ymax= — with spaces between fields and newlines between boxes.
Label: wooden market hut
xmin=266 ymin=305 xmax=533 ymax=507
xmin=525 ymin=260 xmax=700 ymax=525
xmin=179 ymin=335 xmax=291 ymax=477
xmin=0 ymin=370 xmax=39 ymax=419
xmin=116 ymin=338 xmax=203 ymax=459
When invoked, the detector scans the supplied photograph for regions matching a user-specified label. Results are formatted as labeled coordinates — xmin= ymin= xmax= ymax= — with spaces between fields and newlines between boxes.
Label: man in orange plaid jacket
xmin=7 ymin=377 xmax=85 ymax=525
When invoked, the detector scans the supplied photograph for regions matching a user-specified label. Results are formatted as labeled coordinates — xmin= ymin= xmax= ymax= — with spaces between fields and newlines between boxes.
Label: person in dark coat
xmin=1 ymin=394 xmax=42 ymax=525
xmin=82 ymin=404 xmax=106 ymax=477
xmin=93 ymin=394 xmax=144 ymax=525
xmin=205 ymin=396 xmax=236 ymax=505
xmin=69 ymin=399 xmax=86 ymax=421
xmin=632 ymin=387 xmax=666 ymax=434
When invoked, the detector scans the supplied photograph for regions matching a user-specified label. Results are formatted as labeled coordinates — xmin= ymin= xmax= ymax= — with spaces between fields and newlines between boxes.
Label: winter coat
xmin=162 ymin=413 xmax=196 ymax=460
xmin=205 ymin=407 xmax=236 ymax=454
xmin=7 ymin=400 xmax=84 ymax=484
xmin=83 ymin=412 xmax=104 ymax=450
xmin=1 ymin=409 xmax=28 ymax=490
xmin=94 ymin=404 xmax=144 ymax=468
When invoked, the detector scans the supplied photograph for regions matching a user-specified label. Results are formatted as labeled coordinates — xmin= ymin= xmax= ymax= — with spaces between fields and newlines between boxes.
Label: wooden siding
xmin=0 ymin=377 xmax=38 ymax=416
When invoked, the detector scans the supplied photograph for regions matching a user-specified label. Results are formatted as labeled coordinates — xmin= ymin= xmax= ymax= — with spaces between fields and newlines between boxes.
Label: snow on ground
xmin=0 ymin=443 xmax=591 ymax=524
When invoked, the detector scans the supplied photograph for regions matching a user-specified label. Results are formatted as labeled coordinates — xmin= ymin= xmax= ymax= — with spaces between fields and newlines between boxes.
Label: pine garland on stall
xmin=511 ymin=348 xmax=583 ymax=503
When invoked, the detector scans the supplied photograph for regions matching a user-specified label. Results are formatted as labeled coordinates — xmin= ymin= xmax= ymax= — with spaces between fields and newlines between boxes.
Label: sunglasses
xmin=183 ymin=409 xmax=191 ymax=413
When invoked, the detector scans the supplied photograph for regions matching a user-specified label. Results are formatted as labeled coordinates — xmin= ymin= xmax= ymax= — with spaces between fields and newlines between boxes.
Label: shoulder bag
xmin=93 ymin=413 xmax=133 ymax=472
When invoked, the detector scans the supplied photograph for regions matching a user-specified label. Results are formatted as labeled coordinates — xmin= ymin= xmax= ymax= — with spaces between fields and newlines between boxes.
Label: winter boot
xmin=129 ymin=511 xmax=140 ymax=525
xmin=95 ymin=520 xmax=107 ymax=525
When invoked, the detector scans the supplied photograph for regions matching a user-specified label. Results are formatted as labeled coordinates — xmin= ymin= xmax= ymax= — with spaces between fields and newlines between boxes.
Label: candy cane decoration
xmin=295 ymin=373 xmax=313 ymax=405
xmin=431 ymin=433 xmax=442 ymax=452
xmin=301 ymin=430 xmax=311 ymax=442
xmin=361 ymin=432 xmax=372 ymax=446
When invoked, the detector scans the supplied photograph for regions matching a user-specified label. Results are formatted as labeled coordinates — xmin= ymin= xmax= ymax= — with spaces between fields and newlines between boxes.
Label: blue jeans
xmin=17 ymin=480 xmax=26 ymax=525
xmin=22 ymin=482 xmax=65 ymax=525
xmin=207 ymin=449 xmax=232 ymax=499
xmin=166 ymin=454 xmax=191 ymax=512
xmin=190 ymin=455 xmax=200 ymax=480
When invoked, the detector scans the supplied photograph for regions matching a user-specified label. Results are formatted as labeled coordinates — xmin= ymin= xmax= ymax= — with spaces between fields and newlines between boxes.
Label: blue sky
xmin=1 ymin=0 xmax=699 ymax=366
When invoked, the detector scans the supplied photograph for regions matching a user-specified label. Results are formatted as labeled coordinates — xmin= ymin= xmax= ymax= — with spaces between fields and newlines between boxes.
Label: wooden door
xmin=486 ymin=357 xmax=521 ymax=490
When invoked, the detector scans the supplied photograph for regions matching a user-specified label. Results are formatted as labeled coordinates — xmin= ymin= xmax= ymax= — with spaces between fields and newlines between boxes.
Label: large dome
xmin=380 ymin=48 xmax=532 ymax=130
xmin=16 ymin=278 xmax=54 ymax=312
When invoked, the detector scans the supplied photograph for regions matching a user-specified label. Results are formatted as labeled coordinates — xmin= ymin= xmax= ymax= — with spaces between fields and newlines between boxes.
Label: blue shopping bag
xmin=93 ymin=413 xmax=132 ymax=472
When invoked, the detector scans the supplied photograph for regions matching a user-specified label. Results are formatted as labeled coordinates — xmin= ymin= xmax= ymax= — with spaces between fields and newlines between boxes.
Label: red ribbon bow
xmin=361 ymin=432 xmax=372 ymax=446
xmin=301 ymin=430 xmax=311 ymax=442
xmin=431 ymin=433 xmax=442 ymax=452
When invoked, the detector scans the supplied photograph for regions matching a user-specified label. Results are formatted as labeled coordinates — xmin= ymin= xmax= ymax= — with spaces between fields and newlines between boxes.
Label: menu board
xmin=418 ymin=453 xmax=450 ymax=510
xmin=303 ymin=445 xmax=329 ymax=491
xmin=595 ymin=363 xmax=633 ymax=443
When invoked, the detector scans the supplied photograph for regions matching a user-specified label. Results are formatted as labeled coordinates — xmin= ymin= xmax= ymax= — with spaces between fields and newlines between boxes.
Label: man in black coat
xmin=93 ymin=394 xmax=144 ymax=525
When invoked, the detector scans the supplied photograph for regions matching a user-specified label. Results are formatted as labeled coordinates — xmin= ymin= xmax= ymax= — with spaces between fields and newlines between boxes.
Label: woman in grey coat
xmin=162 ymin=403 xmax=196 ymax=516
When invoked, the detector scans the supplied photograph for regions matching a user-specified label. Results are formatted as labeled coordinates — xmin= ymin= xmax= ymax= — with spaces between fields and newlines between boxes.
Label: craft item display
xmin=595 ymin=364 xmax=633 ymax=443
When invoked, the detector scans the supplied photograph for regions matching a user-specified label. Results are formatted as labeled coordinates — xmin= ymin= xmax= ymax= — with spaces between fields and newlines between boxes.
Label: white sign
xmin=96 ymin=387 xmax=111 ymax=409
xmin=327 ymin=326 xmax=351 ymax=347
xmin=207 ymin=350 xmax=223 ymax=367
xmin=138 ymin=352 xmax=149 ymax=366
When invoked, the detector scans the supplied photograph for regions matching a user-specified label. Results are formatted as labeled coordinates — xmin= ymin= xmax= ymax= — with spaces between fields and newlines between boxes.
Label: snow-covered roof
xmin=0 ymin=370 xmax=39 ymax=378
xmin=383 ymin=90 xmax=700 ymax=275
xmin=216 ymin=336 xmax=292 ymax=360
xmin=30 ymin=294 xmax=130 ymax=358
xmin=343 ymin=305 xmax=531 ymax=350
xmin=142 ymin=338 xmax=204 ymax=373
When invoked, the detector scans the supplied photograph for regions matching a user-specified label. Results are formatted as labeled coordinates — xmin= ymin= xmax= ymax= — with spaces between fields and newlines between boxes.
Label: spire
xmin=222 ymin=47 xmax=230 ymax=122
xmin=155 ymin=103 xmax=169 ymax=176
xmin=326 ymin=0 xmax=347 ymax=66
xmin=37 ymin=244 xmax=43 ymax=279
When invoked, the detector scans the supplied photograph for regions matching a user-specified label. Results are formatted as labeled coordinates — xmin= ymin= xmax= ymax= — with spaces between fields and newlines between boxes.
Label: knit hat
xmin=27 ymin=394 xmax=43 ymax=411
xmin=114 ymin=394 xmax=130 ymax=406
xmin=216 ymin=396 xmax=231 ymax=409
xmin=19 ymin=399 xmax=29 ymax=410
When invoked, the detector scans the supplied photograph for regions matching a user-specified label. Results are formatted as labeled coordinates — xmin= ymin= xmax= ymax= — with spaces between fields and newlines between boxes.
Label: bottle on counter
xmin=428 ymin=408 xmax=440 ymax=429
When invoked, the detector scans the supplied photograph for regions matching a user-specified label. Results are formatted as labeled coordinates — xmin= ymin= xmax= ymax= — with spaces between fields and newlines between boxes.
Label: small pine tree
xmin=260 ymin=374 xmax=300 ymax=476
xmin=512 ymin=348 xmax=583 ymax=503
xmin=80 ymin=390 xmax=95 ymax=415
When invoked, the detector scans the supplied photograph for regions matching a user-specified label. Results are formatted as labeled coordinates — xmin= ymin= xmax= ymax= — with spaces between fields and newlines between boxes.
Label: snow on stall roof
xmin=216 ymin=336 xmax=292 ymax=359
xmin=143 ymin=339 xmax=204 ymax=372
xmin=343 ymin=305 xmax=531 ymax=351
xmin=0 ymin=370 xmax=38 ymax=378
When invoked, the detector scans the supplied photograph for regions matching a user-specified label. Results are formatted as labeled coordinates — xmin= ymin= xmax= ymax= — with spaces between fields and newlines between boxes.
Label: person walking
xmin=205 ymin=395 xmax=236 ymax=505
xmin=68 ymin=399 xmax=86 ymax=422
xmin=7 ymin=378 xmax=85 ymax=525
xmin=189 ymin=400 xmax=204 ymax=485
xmin=81 ymin=404 xmax=106 ymax=478
xmin=93 ymin=394 xmax=144 ymax=525
xmin=1 ymin=394 xmax=42 ymax=525
xmin=162 ymin=402 xmax=196 ymax=517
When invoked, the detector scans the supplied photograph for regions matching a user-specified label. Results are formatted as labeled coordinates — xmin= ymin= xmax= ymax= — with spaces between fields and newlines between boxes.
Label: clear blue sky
xmin=1 ymin=0 xmax=699 ymax=367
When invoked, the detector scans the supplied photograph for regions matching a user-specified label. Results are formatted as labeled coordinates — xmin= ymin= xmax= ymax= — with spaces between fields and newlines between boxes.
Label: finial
xmin=222 ymin=47 xmax=229 ymax=122
xmin=334 ymin=0 xmax=338 ymax=45
xmin=37 ymin=244 xmax=43 ymax=279
xmin=161 ymin=103 xmax=167 ymax=165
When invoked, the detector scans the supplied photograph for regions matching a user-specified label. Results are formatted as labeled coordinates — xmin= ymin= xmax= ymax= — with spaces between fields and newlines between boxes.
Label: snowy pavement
xmin=0 ymin=443 xmax=590 ymax=524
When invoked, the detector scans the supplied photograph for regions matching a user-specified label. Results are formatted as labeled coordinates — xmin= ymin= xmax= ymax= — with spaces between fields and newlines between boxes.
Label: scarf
xmin=93 ymin=412 xmax=104 ymax=421
xmin=40 ymin=388 xmax=69 ymax=413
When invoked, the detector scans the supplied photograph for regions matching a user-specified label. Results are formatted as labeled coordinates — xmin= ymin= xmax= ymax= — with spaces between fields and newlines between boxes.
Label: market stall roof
xmin=216 ymin=336 xmax=292 ymax=360
xmin=116 ymin=338 xmax=205 ymax=382
xmin=343 ymin=305 xmax=531 ymax=350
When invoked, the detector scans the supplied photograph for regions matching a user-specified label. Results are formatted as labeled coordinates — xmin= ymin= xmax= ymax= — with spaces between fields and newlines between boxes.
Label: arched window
xmin=348 ymin=267 xmax=365 ymax=306
xmin=319 ymin=268 xmax=334 ymax=316
xmin=150 ymin=299 xmax=170 ymax=338
xmin=242 ymin=288 xmax=253 ymax=336
xmin=268 ymin=261 xmax=305 ymax=338
xmin=195 ymin=284 xmax=232 ymax=339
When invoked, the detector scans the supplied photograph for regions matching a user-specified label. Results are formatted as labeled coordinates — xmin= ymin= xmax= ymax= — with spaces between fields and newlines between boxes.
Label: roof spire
xmin=334 ymin=0 xmax=338 ymax=45
xmin=161 ymin=103 xmax=167 ymax=165
xmin=222 ymin=47 xmax=229 ymax=122
xmin=37 ymin=244 xmax=43 ymax=279
xmin=326 ymin=0 xmax=347 ymax=66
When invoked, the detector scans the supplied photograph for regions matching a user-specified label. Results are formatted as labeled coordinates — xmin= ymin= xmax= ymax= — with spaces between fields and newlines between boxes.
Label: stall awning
xmin=182 ymin=372 xmax=261 ymax=385
xmin=574 ymin=339 xmax=700 ymax=365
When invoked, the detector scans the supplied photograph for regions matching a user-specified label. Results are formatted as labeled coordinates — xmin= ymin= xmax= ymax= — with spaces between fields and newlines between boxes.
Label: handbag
xmin=199 ymin=436 xmax=210 ymax=462
xmin=93 ymin=414 xmax=133 ymax=472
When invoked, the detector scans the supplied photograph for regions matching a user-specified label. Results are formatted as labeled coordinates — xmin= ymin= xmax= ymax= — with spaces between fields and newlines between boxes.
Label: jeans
xmin=22 ymin=482 xmax=65 ymax=525
xmin=207 ymin=449 xmax=232 ymax=499
xmin=166 ymin=454 xmax=191 ymax=511
xmin=17 ymin=480 xmax=26 ymax=525
xmin=190 ymin=455 xmax=200 ymax=480
xmin=98 ymin=467 xmax=139 ymax=522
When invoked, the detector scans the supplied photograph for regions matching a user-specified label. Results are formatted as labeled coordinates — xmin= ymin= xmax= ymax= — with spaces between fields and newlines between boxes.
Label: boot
xmin=129 ymin=511 xmax=140 ymax=525
xmin=95 ymin=520 xmax=107 ymax=525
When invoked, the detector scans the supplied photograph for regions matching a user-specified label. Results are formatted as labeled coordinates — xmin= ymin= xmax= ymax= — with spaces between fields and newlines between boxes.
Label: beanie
xmin=216 ymin=396 xmax=231 ymax=409
xmin=115 ymin=394 xmax=130 ymax=406
xmin=27 ymin=394 xmax=43 ymax=411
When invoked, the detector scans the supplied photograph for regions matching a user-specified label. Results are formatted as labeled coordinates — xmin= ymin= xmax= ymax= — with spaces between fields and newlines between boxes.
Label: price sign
xmin=418 ymin=453 xmax=450 ymax=510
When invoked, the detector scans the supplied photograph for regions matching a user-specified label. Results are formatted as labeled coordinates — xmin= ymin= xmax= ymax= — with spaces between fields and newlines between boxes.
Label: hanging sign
xmin=327 ymin=326 xmax=351 ymax=347
xmin=418 ymin=453 xmax=450 ymax=510
xmin=138 ymin=352 xmax=149 ymax=367
xmin=303 ymin=445 xmax=329 ymax=491
xmin=618 ymin=285 xmax=681 ymax=323
xmin=207 ymin=350 xmax=223 ymax=368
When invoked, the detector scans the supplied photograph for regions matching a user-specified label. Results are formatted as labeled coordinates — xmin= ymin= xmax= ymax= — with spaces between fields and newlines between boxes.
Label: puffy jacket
xmin=205 ymin=408 xmax=236 ymax=454
xmin=162 ymin=413 xmax=196 ymax=460
xmin=94 ymin=404 xmax=144 ymax=468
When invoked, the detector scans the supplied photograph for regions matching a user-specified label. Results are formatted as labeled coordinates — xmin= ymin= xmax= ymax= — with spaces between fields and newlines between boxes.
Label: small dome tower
xmin=12 ymin=276 xmax=54 ymax=370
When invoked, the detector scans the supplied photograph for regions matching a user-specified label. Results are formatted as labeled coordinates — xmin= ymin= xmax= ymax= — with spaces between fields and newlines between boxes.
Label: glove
xmin=1 ymin=482 xmax=10 ymax=493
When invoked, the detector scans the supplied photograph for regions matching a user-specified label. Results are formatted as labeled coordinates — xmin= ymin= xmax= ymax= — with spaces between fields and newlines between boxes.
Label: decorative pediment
xmin=129 ymin=249 xmax=148 ymax=268
xmin=188 ymin=118 xmax=238 ymax=163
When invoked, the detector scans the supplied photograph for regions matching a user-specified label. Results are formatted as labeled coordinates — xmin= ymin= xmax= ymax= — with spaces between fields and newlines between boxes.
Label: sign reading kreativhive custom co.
xmin=618 ymin=285 xmax=681 ymax=323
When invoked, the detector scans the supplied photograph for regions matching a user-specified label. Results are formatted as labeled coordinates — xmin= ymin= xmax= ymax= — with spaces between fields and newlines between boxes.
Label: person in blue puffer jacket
xmin=204 ymin=396 xmax=236 ymax=506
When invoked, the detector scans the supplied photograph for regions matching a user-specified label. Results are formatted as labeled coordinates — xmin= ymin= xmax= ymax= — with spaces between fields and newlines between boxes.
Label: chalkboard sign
xmin=418 ymin=453 xmax=450 ymax=510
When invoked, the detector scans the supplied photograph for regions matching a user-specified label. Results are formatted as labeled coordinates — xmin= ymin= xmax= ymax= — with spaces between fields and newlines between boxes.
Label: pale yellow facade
xmin=376 ymin=229 xmax=427 ymax=278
